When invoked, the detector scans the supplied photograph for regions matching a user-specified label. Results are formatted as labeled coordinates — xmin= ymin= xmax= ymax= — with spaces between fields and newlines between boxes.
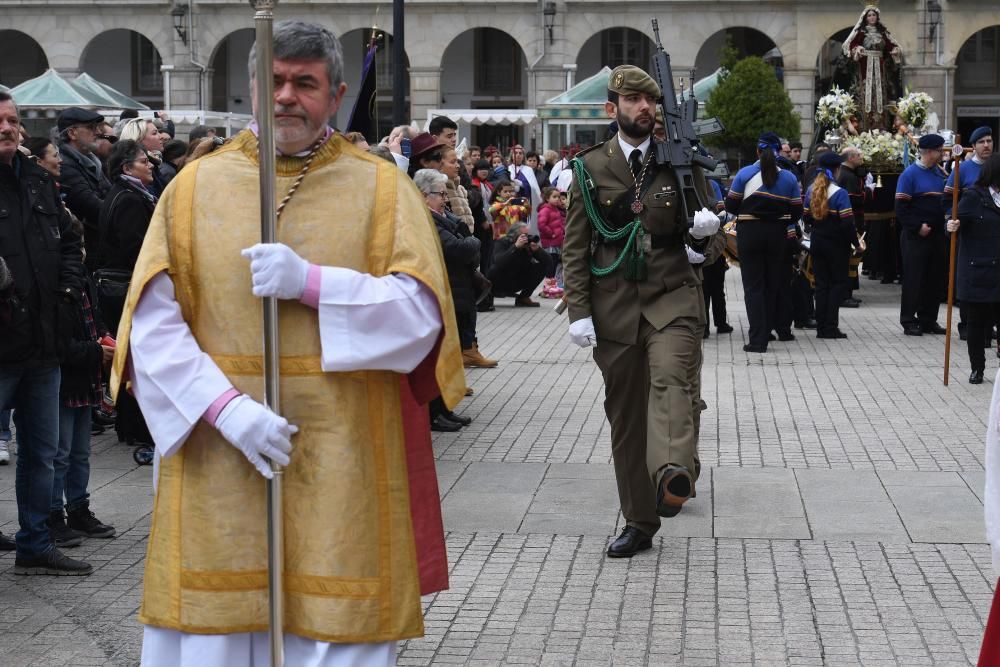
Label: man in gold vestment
xmin=111 ymin=21 xmax=465 ymax=666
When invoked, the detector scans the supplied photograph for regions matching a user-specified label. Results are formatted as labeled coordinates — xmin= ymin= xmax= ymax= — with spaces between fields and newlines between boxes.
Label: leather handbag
xmin=93 ymin=268 xmax=132 ymax=334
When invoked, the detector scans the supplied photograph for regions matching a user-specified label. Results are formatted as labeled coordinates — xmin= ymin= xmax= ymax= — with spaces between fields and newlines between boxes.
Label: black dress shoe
xmin=442 ymin=410 xmax=471 ymax=426
xmin=903 ymin=326 xmax=923 ymax=336
xmin=794 ymin=319 xmax=818 ymax=330
xmin=0 ymin=531 xmax=14 ymax=551
xmin=606 ymin=526 xmax=652 ymax=558
xmin=717 ymin=323 xmax=734 ymax=334
xmin=743 ymin=343 xmax=767 ymax=353
xmin=768 ymin=333 xmax=777 ymax=341
xmin=777 ymin=332 xmax=795 ymax=342
xmin=430 ymin=415 xmax=462 ymax=432
xmin=921 ymin=323 xmax=947 ymax=335
xmin=817 ymin=329 xmax=848 ymax=339
xmin=841 ymin=297 xmax=861 ymax=308
xmin=970 ymin=370 xmax=985 ymax=385
xmin=656 ymin=465 xmax=694 ymax=518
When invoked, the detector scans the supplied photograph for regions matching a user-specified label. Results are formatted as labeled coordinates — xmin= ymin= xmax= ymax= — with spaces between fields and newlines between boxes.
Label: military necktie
xmin=629 ymin=149 xmax=643 ymax=182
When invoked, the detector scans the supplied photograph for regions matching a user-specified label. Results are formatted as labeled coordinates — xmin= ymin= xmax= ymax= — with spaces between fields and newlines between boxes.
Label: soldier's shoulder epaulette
xmin=572 ymin=140 xmax=608 ymax=163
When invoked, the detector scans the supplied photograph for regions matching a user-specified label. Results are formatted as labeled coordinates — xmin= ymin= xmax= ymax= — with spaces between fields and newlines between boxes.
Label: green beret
xmin=608 ymin=65 xmax=661 ymax=99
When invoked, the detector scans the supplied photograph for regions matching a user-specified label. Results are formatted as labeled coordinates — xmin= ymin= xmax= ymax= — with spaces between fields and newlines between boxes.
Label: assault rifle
xmin=650 ymin=18 xmax=724 ymax=226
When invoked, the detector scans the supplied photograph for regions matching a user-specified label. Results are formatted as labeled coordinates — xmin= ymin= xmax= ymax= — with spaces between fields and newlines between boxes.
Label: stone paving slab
xmin=0 ymin=272 xmax=996 ymax=665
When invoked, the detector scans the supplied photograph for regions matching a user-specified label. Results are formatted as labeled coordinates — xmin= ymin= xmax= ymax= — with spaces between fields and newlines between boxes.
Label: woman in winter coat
xmin=947 ymin=153 xmax=1000 ymax=384
xmin=414 ymin=169 xmax=497 ymax=433
xmin=96 ymin=140 xmax=158 ymax=288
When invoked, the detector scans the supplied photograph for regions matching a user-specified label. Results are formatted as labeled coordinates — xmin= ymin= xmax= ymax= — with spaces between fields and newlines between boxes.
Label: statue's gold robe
xmin=111 ymin=131 xmax=465 ymax=642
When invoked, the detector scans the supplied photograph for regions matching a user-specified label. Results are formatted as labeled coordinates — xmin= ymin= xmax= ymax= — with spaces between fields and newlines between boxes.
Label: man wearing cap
xmin=57 ymin=107 xmax=112 ymax=266
xmin=945 ymin=126 xmax=993 ymax=211
xmin=563 ymin=64 xmax=721 ymax=558
xmin=895 ymin=133 xmax=948 ymax=336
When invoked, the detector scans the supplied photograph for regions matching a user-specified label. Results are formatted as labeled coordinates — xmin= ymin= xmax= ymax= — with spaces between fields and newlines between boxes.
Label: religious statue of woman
xmin=843 ymin=5 xmax=902 ymax=130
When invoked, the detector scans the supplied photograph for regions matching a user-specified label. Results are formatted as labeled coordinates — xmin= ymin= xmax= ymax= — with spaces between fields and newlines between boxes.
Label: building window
xmin=958 ymin=26 xmax=999 ymax=91
xmin=132 ymin=33 xmax=163 ymax=95
xmin=601 ymin=28 xmax=650 ymax=71
xmin=475 ymin=28 xmax=520 ymax=95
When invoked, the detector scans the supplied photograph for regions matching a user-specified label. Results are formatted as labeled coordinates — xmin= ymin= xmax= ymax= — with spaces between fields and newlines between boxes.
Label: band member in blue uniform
xmin=803 ymin=151 xmax=857 ymax=339
xmin=895 ymin=133 xmax=947 ymax=336
xmin=725 ymin=132 xmax=803 ymax=353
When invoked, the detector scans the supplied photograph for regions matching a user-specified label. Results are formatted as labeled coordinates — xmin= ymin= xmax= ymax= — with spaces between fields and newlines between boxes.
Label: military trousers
xmin=593 ymin=315 xmax=702 ymax=537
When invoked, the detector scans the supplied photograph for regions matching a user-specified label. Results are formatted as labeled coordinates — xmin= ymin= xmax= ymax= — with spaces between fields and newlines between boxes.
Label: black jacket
xmin=58 ymin=142 xmax=111 ymax=263
xmin=96 ymin=178 xmax=158 ymax=273
xmin=837 ymin=164 xmax=872 ymax=231
xmin=488 ymin=237 xmax=551 ymax=285
xmin=60 ymin=270 xmax=109 ymax=403
xmin=0 ymin=153 xmax=83 ymax=366
xmin=431 ymin=209 xmax=479 ymax=314
xmin=955 ymin=186 xmax=1000 ymax=304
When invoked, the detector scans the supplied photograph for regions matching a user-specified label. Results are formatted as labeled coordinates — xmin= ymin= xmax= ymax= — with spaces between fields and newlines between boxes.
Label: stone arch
xmin=208 ymin=28 xmax=255 ymax=113
xmin=952 ymin=24 xmax=1000 ymax=140
xmin=814 ymin=27 xmax=856 ymax=97
xmin=694 ymin=27 xmax=784 ymax=81
xmin=562 ymin=15 xmax=661 ymax=72
xmin=439 ymin=27 xmax=529 ymax=150
xmin=80 ymin=29 xmax=168 ymax=105
xmin=575 ymin=28 xmax=655 ymax=81
xmin=0 ymin=30 xmax=49 ymax=87
xmin=944 ymin=19 xmax=1000 ymax=68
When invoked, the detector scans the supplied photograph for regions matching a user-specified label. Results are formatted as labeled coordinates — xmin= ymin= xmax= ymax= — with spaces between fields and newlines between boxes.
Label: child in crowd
xmin=537 ymin=186 xmax=566 ymax=298
xmin=489 ymin=180 xmax=531 ymax=240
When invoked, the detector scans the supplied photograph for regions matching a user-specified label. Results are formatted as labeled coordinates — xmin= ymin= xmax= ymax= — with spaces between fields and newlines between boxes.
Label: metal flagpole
xmin=249 ymin=1 xmax=285 ymax=665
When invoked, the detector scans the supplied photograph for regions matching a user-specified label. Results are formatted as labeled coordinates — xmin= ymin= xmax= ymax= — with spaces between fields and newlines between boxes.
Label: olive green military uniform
xmin=562 ymin=65 xmax=721 ymax=538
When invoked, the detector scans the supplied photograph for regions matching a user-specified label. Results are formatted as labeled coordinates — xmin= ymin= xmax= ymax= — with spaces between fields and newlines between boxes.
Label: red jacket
xmin=537 ymin=202 xmax=566 ymax=249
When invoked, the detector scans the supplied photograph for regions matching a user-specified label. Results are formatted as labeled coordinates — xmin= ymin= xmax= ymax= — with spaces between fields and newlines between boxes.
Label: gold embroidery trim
xmin=180 ymin=570 xmax=381 ymax=599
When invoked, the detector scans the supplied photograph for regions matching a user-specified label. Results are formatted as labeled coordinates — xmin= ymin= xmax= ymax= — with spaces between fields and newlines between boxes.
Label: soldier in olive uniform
xmin=563 ymin=65 xmax=722 ymax=558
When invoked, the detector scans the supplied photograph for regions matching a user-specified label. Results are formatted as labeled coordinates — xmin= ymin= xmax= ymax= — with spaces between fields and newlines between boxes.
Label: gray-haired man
xmin=111 ymin=21 xmax=464 ymax=665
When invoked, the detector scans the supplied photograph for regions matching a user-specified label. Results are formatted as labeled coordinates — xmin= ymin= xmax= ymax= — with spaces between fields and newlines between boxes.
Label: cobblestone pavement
xmin=1 ymin=272 xmax=997 ymax=665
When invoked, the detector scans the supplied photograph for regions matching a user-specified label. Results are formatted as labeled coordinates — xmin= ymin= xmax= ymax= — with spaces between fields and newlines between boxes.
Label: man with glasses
xmin=57 ymin=107 xmax=111 ymax=267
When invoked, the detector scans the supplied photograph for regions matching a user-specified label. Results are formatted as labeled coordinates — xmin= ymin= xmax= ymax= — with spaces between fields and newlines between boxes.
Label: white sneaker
xmin=0 ymin=440 xmax=9 ymax=465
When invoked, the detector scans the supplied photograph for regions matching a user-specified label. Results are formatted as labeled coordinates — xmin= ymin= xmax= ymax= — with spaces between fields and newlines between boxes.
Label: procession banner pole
xmin=250 ymin=1 xmax=284 ymax=664
xmin=944 ymin=139 xmax=963 ymax=387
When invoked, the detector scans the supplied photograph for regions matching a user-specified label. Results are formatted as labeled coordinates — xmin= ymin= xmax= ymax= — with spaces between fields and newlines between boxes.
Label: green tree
xmin=704 ymin=56 xmax=800 ymax=159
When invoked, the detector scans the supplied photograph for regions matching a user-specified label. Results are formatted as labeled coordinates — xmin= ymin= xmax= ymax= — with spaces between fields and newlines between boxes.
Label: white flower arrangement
xmin=896 ymin=91 xmax=934 ymax=133
xmin=815 ymin=86 xmax=857 ymax=129
xmin=844 ymin=130 xmax=906 ymax=172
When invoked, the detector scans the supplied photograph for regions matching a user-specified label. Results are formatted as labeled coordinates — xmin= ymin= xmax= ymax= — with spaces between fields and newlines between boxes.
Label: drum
xmin=723 ymin=220 xmax=739 ymax=265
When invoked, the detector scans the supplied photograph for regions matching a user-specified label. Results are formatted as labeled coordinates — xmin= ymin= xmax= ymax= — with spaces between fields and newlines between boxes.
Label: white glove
xmin=946 ymin=219 xmax=960 ymax=233
xmin=569 ymin=317 xmax=597 ymax=348
xmin=215 ymin=394 xmax=296 ymax=479
xmin=685 ymin=245 xmax=706 ymax=264
xmin=690 ymin=207 xmax=721 ymax=239
xmin=241 ymin=243 xmax=310 ymax=300
xmin=865 ymin=173 xmax=875 ymax=191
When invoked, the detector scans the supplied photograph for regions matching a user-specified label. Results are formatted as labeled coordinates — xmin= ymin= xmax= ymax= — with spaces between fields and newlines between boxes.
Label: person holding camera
xmin=487 ymin=222 xmax=553 ymax=307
